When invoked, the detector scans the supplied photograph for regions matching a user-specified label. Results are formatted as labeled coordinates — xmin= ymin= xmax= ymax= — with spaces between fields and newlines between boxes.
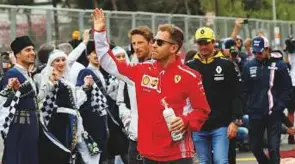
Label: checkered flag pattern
xmin=91 ymin=83 xmax=108 ymax=116
xmin=40 ymin=84 xmax=59 ymax=126
xmin=0 ymin=90 xmax=21 ymax=139
xmin=106 ymin=75 xmax=119 ymax=92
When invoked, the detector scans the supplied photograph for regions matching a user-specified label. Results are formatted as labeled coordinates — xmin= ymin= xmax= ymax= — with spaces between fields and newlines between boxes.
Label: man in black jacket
xmin=187 ymin=27 xmax=243 ymax=164
xmin=243 ymin=36 xmax=292 ymax=164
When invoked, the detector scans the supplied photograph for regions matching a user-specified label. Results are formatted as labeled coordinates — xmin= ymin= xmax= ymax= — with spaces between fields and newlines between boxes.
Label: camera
xmin=242 ymin=19 xmax=248 ymax=24
xmin=229 ymin=47 xmax=239 ymax=57
xmin=285 ymin=37 xmax=295 ymax=53
xmin=89 ymin=29 xmax=94 ymax=41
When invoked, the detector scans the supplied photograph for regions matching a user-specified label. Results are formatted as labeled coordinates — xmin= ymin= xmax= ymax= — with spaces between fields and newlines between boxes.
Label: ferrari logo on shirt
xmin=174 ymin=75 xmax=181 ymax=83
xmin=141 ymin=75 xmax=159 ymax=90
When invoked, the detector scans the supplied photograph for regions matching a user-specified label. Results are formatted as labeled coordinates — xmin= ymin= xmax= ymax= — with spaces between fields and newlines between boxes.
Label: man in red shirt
xmin=92 ymin=8 xmax=210 ymax=163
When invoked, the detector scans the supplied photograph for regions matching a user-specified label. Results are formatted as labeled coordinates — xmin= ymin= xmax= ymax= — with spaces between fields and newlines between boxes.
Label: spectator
xmin=33 ymin=43 xmax=55 ymax=89
xmin=244 ymin=38 xmax=254 ymax=61
xmin=285 ymin=37 xmax=295 ymax=144
xmin=223 ymin=38 xmax=247 ymax=73
xmin=1 ymin=52 xmax=13 ymax=74
xmin=37 ymin=43 xmax=54 ymax=66
xmin=184 ymin=50 xmax=197 ymax=63
xmin=231 ymin=18 xmax=245 ymax=52
xmin=57 ymin=29 xmax=90 ymax=85
xmin=69 ymin=30 xmax=82 ymax=49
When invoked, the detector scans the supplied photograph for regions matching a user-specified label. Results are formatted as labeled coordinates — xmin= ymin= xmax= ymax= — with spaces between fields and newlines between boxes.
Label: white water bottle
xmin=161 ymin=98 xmax=183 ymax=141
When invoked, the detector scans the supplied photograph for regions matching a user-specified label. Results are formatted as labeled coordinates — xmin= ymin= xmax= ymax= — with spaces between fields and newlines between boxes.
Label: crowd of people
xmin=0 ymin=8 xmax=294 ymax=164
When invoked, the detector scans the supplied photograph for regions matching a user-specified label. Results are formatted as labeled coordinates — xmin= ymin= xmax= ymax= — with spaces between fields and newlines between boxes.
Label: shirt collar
xmin=155 ymin=55 xmax=182 ymax=71
xmin=88 ymin=63 xmax=99 ymax=70
xmin=14 ymin=64 xmax=29 ymax=75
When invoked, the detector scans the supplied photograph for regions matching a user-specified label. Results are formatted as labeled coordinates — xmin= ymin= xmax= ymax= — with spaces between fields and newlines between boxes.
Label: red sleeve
xmin=106 ymin=49 xmax=142 ymax=81
xmin=181 ymin=71 xmax=210 ymax=131
xmin=94 ymin=30 xmax=142 ymax=83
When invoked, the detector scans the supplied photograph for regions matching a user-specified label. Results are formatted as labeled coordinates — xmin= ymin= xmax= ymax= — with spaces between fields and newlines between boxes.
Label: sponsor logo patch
xmin=141 ymin=74 xmax=159 ymax=90
xmin=214 ymin=65 xmax=225 ymax=81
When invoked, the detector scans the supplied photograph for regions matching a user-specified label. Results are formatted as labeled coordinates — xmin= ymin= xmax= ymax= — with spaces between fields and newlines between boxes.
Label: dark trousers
xmin=143 ymin=158 xmax=193 ymax=164
xmin=249 ymin=112 xmax=281 ymax=164
xmin=128 ymin=140 xmax=143 ymax=164
xmin=228 ymin=138 xmax=236 ymax=164
xmin=3 ymin=112 xmax=39 ymax=164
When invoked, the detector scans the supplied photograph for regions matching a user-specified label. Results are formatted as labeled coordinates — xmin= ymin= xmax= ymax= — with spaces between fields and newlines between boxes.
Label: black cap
xmin=86 ymin=41 xmax=95 ymax=55
xmin=224 ymin=39 xmax=236 ymax=49
xmin=10 ymin=36 xmax=34 ymax=54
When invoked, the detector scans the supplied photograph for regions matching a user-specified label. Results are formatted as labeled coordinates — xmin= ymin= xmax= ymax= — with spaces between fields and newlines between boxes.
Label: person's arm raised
xmin=67 ymin=29 xmax=90 ymax=66
xmin=92 ymin=8 xmax=141 ymax=84
xmin=231 ymin=18 xmax=244 ymax=40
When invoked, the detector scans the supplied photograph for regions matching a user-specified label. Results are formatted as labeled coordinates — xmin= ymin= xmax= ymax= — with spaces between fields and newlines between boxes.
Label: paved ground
xmin=192 ymin=134 xmax=294 ymax=164
xmin=236 ymin=135 xmax=294 ymax=164
xmin=0 ymin=135 xmax=294 ymax=163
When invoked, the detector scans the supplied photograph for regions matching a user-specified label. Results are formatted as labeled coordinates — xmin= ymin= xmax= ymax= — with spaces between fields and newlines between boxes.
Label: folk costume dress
xmin=0 ymin=64 xmax=39 ymax=164
xmin=38 ymin=50 xmax=100 ymax=164
xmin=76 ymin=66 xmax=109 ymax=158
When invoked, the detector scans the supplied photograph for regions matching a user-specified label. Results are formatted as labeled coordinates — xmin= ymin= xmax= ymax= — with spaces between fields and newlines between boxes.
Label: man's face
xmin=236 ymin=39 xmax=242 ymax=49
xmin=1 ymin=55 xmax=9 ymax=63
xmin=254 ymin=49 xmax=268 ymax=61
xmin=88 ymin=51 xmax=100 ymax=66
xmin=229 ymin=46 xmax=239 ymax=58
xmin=151 ymin=31 xmax=177 ymax=61
xmin=1 ymin=54 xmax=10 ymax=70
xmin=244 ymin=39 xmax=251 ymax=51
xmin=131 ymin=34 xmax=150 ymax=60
xmin=197 ymin=41 xmax=215 ymax=57
xmin=16 ymin=46 xmax=35 ymax=65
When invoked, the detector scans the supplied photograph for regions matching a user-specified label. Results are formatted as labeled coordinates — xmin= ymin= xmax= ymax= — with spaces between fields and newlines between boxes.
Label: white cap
xmin=261 ymin=36 xmax=270 ymax=48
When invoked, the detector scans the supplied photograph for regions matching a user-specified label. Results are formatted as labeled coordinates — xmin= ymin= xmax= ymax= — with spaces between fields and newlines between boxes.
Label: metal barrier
xmin=0 ymin=4 xmax=294 ymax=51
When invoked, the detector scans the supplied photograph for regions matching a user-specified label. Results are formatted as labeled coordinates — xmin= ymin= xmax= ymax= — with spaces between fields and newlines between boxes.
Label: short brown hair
xmin=38 ymin=43 xmax=55 ymax=64
xmin=158 ymin=24 xmax=184 ymax=52
xmin=128 ymin=26 xmax=153 ymax=42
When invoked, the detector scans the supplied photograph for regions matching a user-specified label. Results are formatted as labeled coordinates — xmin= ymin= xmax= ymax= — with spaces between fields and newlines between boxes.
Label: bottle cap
xmin=161 ymin=97 xmax=168 ymax=108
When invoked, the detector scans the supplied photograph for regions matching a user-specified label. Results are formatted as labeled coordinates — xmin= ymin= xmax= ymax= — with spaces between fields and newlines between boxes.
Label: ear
xmin=15 ymin=53 xmax=20 ymax=59
xmin=87 ymin=55 xmax=90 ymax=61
xmin=170 ymin=44 xmax=179 ymax=54
xmin=149 ymin=40 xmax=154 ymax=47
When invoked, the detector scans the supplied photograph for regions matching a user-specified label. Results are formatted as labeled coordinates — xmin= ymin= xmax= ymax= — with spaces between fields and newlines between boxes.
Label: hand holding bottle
xmin=170 ymin=117 xmax=185 ymax=134
xmin=161 ymin=98 xmax=184 ymax=141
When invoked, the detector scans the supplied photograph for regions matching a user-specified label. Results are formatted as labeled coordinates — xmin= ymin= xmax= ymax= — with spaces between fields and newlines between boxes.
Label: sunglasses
xmin=152 ymin=38 xmax=176 ymax=47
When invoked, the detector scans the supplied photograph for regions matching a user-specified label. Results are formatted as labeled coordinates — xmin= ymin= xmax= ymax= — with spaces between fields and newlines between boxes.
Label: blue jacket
xmin=242 ymin=57 xmax=292 ymax=119
xmin=1 ymin=67 xmax=37 ymax=110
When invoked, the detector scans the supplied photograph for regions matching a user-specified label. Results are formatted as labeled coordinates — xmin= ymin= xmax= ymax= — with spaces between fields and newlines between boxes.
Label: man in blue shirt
xmin=243 ymin=36 xmax=292 ymax=164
